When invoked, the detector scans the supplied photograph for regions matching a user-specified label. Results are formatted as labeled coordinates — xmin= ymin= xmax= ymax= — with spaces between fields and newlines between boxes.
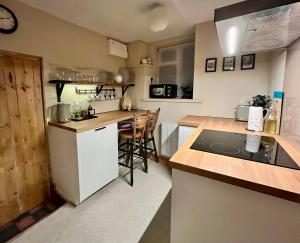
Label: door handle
xmin=95 ymin=127 xmax=106 ymax=131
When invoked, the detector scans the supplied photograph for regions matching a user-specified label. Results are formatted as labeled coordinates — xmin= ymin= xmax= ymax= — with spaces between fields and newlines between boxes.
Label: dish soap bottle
xmin=264 ymin=102 xmax=277 ymax=134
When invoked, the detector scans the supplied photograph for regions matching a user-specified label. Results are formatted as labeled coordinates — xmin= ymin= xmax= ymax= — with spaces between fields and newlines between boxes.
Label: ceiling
xmin=19 ymin=0 xmax=242 ymax=43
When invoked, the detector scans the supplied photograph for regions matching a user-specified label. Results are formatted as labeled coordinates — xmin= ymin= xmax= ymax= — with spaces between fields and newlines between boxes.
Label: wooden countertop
xmin=177 ymin=115 xmax=209 ymax=127
xmin=171 ymin=116 xmax=300 ymax=203
xmin=48 ymin=110 xmax=148 ymax=133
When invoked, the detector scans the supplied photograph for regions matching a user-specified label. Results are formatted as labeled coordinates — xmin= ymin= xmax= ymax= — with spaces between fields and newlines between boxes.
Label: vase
xmin=247 ymin=106 xmax=264 ymax=132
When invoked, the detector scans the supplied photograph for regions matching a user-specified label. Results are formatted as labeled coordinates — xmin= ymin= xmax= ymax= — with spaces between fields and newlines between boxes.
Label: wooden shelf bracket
xmin=49 ymin=80 xmax=72 ymax=102
xmin=122 ymin=86 xmax=129 ymax=96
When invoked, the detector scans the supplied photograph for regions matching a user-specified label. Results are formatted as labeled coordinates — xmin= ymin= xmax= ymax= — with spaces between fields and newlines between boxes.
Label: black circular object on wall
xmin=0 ymin=4 xmax=18 ymax=34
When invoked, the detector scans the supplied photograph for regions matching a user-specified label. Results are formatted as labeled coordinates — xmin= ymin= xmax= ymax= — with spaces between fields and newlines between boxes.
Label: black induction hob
xmin=190 ymin=129 xmax=300 ymax=170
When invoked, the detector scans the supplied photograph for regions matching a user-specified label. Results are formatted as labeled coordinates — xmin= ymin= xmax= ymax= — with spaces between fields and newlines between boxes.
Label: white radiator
xmin=161 ymin=121 xmax=178 ymax=158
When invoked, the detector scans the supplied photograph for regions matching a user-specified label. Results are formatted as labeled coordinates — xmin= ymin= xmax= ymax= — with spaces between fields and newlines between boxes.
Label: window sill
xmin=141 ymin=98 xmax=204 ymax=103
xmin=127 ymin=64 xmax=154 ymax=69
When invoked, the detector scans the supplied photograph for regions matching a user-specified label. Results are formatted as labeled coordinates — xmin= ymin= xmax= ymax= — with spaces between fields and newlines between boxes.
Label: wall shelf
xmin=126 ymin=64 xmax=154 ymax=69
xmin=49 ymin=80 xmax=134 ymax=102
xmin=141 ymin=98 xmax=204 ymax=103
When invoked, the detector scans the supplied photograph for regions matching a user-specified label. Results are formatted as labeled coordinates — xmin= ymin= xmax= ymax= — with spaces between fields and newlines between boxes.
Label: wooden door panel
xmin=0 ymin=56 xmax=10 ymax=173
xmin=15 ymin=57 xmax=40 ymax=208
xmin=32 ymin=60 xmax=49 ymax=201
xmin=0 ymin=53 xmax=49 ymax=226
xmin=12 ymin=57 xmax=32 ymax=210
xmin=0 ymin=55 xmax=10 ymax=224
xmin=1 ymin=56 xmax=21 ymax=221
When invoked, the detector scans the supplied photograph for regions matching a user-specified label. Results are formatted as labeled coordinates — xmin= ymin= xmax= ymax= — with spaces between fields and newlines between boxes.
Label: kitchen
xmin=0 ymin=0 xmax=300 ymax=242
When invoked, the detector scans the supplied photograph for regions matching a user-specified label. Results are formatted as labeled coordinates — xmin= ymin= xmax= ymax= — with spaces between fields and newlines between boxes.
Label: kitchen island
xmin=48 ymin=110 xmax=147 ymax=205
xmin=170 ymin=116 xmax=300 ymax=243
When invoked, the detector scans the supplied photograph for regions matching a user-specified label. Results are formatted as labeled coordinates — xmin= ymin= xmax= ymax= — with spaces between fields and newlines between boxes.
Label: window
xmin=157 ymin=42 xmax=195 ymax=99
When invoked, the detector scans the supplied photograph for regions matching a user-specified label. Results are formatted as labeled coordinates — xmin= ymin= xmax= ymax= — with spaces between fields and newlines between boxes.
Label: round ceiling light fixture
xmin=149 ymin=3 xmax=168 ymax=32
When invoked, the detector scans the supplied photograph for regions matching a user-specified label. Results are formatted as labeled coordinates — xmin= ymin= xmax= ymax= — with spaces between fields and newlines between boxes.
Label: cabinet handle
xmin=95 ymin=127 xmax=106 ymax=131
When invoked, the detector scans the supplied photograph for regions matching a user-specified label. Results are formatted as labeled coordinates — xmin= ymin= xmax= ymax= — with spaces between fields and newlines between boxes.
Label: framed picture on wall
xmin=205 ymin=58 xmax=217 ymax=72
xmin=222 ymin=56 xmax=235 ymax=71
xmin=241 ymin=54 xmax=256 ymax=70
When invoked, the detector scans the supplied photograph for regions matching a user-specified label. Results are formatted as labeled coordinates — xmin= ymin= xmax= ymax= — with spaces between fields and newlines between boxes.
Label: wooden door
xmin=0 ymin=51 xmax=50 ymax=226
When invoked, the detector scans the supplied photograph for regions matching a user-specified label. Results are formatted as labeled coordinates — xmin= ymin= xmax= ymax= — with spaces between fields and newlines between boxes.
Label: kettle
xmin=57 ymin=102 xmax=70 ymax=123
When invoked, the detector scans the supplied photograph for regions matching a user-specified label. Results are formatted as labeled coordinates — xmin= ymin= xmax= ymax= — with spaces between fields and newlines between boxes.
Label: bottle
xmin=273 ymin=91 xmax=284 ymax=134
xmin=87 ymin=105 xmax=95 ymax=118
xmin=264 ymin=101 xmax=277 ymax=134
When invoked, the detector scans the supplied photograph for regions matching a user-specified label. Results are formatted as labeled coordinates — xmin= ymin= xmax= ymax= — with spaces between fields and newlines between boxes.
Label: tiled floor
xmin=0 ymin=200 xmax=64 ymax=243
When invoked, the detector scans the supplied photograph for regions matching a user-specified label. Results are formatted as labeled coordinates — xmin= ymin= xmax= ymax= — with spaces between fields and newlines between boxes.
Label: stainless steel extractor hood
xmin=215 ymin=0 xmax=300 ymax=56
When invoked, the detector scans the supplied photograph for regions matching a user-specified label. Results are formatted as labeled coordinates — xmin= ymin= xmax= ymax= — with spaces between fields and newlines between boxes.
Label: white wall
xmin=269 ymin=50 xmax=287 ymax=96
xmin=194 ymin=21 xmax=271 ymax=117
xmin=281 ymin=39 xmax=300 ymax=150
xmin=0 ymin=0 xmax=126 ymax=119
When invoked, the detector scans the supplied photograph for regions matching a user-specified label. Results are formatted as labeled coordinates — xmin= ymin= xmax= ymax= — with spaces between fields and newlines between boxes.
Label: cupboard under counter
xmin=48 ymin=123 xmax=118 ymax=205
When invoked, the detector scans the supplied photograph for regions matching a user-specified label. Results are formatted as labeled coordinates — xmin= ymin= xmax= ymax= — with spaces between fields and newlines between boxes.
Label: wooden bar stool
xmin=144 ymin=108 xmax=160 ymax=161
xmin=118 ymin=114 xmax=148 ymax=186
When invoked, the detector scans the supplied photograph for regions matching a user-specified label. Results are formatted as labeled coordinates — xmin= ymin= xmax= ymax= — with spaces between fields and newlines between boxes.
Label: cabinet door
xmin=161 ymin=122 xmax=178 ymax=157
xmin=178 ymin=126 xmax=196 ymax=148
xmin=77 ymin=123 xmax=118 ymax=202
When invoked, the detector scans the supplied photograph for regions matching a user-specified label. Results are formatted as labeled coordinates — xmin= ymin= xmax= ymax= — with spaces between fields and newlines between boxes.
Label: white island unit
xmin=48 ymin=123 xmax=118 ymax=205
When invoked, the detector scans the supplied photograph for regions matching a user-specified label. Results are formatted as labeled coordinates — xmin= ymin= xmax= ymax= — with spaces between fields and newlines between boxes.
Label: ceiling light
xmin=216 ymin=17 xmax=248 ymax=56
xmin=227 ymin=26 xmax=238 ymax=55
xmin=149 ymin=3 xmax=168 ymax=32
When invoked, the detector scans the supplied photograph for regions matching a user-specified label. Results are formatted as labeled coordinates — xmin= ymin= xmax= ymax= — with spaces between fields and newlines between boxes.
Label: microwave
xmin=149 ymin=84 xmax=177 ymax=98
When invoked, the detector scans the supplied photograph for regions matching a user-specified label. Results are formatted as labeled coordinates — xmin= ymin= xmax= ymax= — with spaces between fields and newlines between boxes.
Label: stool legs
xmin=151 ymin=132 xmax=159 ymax=162
xmin=126 ymin=139 xmax=130 ymax=166
xmin=130 ymin=142 xmax=134 ymax=186
xmin=143 ymin=136 xmax=148 ymax=173
xmin=144 ymin=132 xmax=159 ymax=162
xmin=119 ymin=137 xmax=148 ymax=186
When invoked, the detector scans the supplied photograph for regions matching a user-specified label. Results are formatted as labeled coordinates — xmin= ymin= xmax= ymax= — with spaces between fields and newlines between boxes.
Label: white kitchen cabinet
xmin=178 ymin=125 xmax=196 ymax=148
xmin=48 ymin=123 xmax=118 ymax=205
xmin=161 ymin=121 xmax=178 ymax=158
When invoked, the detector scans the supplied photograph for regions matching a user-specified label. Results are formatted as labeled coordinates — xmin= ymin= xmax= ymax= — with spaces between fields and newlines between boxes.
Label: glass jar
xmin=264 ymin=102 xmax=277 ymax=134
